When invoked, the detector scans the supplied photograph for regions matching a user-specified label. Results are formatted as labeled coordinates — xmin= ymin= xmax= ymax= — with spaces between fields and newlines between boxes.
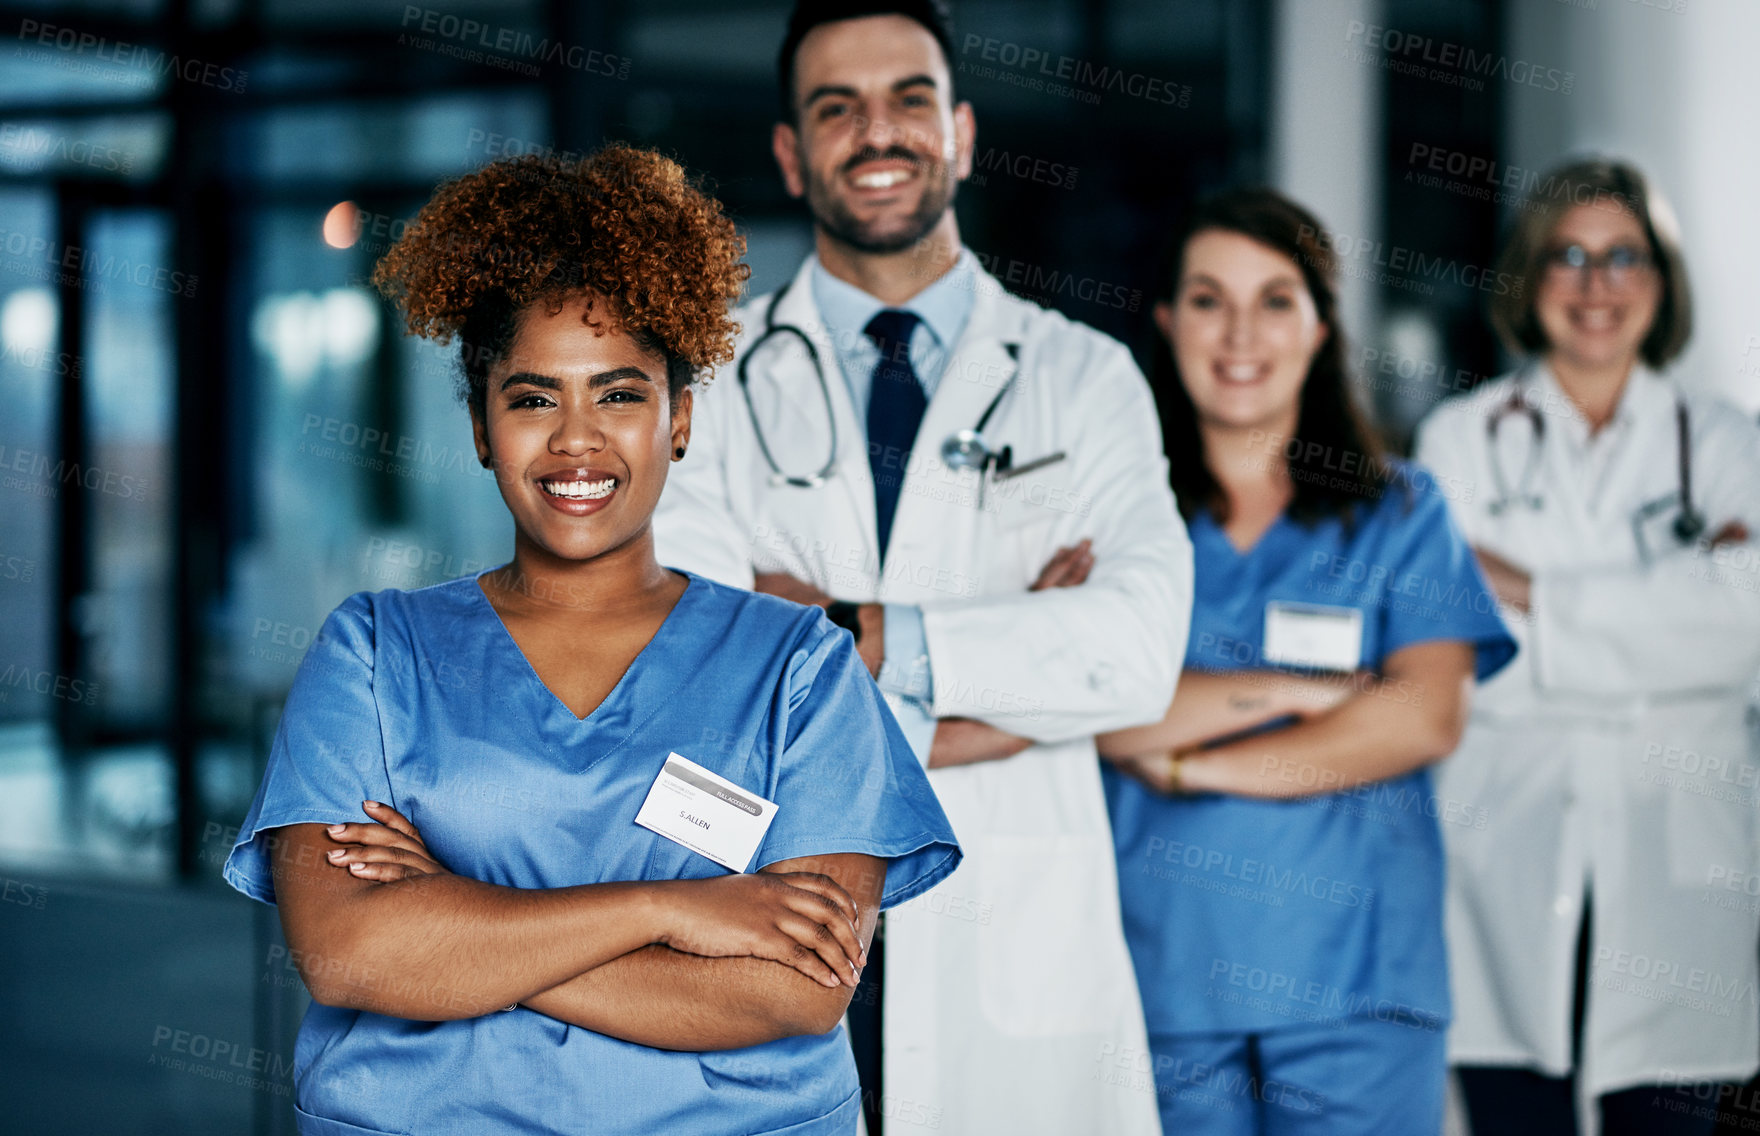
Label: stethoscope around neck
xmin=734 ymin=282 xmax=1056 ymax=489
xmin=1485 ymin=363 xmax=1706 ymax=547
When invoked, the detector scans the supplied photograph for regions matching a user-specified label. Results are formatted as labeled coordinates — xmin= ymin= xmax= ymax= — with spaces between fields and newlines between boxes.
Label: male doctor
xmin=652 ymin=2 xmax=1190 ymax=1132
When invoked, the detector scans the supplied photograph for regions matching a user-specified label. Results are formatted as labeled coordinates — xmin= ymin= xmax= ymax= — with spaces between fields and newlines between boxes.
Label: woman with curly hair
xmin=221 ymin=145 xmax=960 ymax=1136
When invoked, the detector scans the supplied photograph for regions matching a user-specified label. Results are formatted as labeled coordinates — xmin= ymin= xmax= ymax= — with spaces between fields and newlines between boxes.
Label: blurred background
xmin=0 ymin=0 xmax=1756 ymax=1131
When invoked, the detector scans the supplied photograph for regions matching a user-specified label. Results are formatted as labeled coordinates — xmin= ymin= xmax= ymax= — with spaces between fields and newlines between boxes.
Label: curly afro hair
xmin=372 ymin=144 xmax=748 ymax=419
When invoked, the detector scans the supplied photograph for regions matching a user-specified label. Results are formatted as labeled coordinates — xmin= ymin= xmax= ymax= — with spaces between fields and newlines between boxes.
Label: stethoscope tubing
xmin=1484 ymin=364 xmax=1705 ymax=540
xmin=733 ymin=283 xmax=1024 ymax=486
xmin=736 ymin=287 xmax=840 ymax=490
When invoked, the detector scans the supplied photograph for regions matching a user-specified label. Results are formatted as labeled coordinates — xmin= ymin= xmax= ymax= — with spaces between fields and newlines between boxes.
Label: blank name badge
xmin=635 ymin=752 xmax=779 ymax=873
xmin=1262 ymin=602 xmax=1364 ymax=672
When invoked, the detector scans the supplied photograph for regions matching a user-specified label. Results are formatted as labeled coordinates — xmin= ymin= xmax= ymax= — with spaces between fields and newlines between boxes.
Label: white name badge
xmin=1262 ymin=602 xmax=1364 ymax=672
xmin=634 ymin=752 xmax=779 ymax=873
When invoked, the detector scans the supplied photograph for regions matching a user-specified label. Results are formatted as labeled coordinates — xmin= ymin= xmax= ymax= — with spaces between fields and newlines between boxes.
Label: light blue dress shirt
xmin=809 ymin=253 xmax=977 ymax=763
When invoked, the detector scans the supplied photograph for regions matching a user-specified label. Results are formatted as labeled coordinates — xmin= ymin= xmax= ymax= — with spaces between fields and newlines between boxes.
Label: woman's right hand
xmin=655 ymin=871 xmax=865 ymax=989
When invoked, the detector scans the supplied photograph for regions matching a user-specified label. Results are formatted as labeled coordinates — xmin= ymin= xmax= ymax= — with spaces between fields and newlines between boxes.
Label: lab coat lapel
xmin=1586 ymin=366 xmax=1673 ymax=522
xmin=1529 ymin=363 xmax=1670 ymax=549
xmin=916 ymin=278 xmax=1027 ymax=461
xmin=1527 ymin=363 xmax=1597 ymax=534
xmin=887 ymin=275 xmax=1026 ymax=559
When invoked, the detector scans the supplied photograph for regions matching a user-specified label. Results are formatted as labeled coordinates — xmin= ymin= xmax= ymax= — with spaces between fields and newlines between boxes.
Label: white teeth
xmin=541 ymin=477 xmax=615 ymax=500
xmin=853 ymin=168 xmax=910 ymax=189
xmin=1220 ymin=364 xmax=1262 ymax=382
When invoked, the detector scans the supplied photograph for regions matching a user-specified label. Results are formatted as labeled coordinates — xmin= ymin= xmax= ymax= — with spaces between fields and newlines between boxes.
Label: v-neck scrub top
xmin=1105 ymin=471 xmax=1516 ymax=1038
xmin=223 ymin=570 xmax=961 ymax=1136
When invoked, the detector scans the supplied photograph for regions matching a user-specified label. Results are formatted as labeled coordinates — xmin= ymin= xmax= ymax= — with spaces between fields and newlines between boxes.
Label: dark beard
xmin=805 ymin=156 xmax=957 ymax=255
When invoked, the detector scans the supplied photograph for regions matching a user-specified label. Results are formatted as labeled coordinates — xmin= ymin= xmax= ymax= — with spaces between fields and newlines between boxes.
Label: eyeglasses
xmin=1543 ymin=243 xmax=1655 ymax=288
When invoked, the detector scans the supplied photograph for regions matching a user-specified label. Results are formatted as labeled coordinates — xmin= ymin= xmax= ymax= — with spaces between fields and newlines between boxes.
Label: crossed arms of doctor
xmin=756 ymin=541 xmax=1096 ymax=768
xmin=843 ymin=547 xmax=1477 ymax=788
xmin=268 ymin=811 xmax=882 ymax=1050
xmin=1415 ymin=408 xmax=1760 ymax=695
xmin=740 ymin=346 xmax=1187 ymax=763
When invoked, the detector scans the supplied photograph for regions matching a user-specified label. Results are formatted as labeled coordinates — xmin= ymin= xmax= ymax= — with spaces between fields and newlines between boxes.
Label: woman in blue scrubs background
xmin=1099 ymin=188 xmax=1516 ymax=1135
xmin=221 ymin=145 xmax=960 ymax=1136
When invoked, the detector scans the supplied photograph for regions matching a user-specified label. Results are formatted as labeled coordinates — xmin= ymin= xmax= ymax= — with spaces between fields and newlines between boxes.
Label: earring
xmin=674 ymin=446 xmax=686 ymax=459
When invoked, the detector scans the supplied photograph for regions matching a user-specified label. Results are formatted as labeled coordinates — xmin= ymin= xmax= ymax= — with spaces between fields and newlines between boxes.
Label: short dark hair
xmin=777 ymin=0 xmax=956 ymax=122
xmin=1147 ymin=187 xmax=1390 ymax=527
xmin=1488 ymin=157 xmax=1692 ymax=369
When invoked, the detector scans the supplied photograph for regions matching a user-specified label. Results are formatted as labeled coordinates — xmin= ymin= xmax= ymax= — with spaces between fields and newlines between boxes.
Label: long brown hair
xmin=1147 ymin=187 xmax=1388 ymax=527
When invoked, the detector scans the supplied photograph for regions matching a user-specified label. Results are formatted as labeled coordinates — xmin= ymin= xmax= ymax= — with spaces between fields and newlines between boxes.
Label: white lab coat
xmin=1413 ymin=364 xmax=1760 ymax=1104
xmin=654 ymin=255 xmax=1191 ymax=1134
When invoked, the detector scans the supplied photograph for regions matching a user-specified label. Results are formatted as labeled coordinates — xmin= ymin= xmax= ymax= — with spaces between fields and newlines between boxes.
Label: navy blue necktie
xmin=864 ymin=309 xmax=926 ymax=559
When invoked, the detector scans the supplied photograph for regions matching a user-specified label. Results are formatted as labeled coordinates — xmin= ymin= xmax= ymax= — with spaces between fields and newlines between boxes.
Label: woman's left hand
xmin=324 ymin=801 xmax=451 ymax=882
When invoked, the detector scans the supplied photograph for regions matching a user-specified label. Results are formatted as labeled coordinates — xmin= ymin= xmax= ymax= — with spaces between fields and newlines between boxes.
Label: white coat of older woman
xmin=1415 ymin=158 xmax=1760 ymax=1135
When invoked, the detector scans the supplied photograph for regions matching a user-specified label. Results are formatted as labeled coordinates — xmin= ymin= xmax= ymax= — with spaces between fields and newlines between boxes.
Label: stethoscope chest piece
xmin=941 ymin=429 xmax=991 ymax=472
xmin=768 ymin=469 xmax=830 ymax=489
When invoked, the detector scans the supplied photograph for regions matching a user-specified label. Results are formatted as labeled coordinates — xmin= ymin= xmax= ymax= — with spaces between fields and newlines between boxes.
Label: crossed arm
xmin=802 ymin=531 xmax=1474 ymax=793
xmin=268 ymin=809 xmax=881 ymax=1049
xmin=925 ymin=638 xmax=1473 ymax=796
xmin=1097 ymin=640 xmax=1476 ymax=799
xmin=755 ymin=541 xmax=1097 ymax=770
xmin=755 ymin=541 xmax=1474 ymax=795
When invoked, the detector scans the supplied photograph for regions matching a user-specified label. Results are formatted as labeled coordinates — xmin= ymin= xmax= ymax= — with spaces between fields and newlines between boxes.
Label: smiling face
xmin=471 ymin=295 xmax=690 ymax=567
xmin=1535 ymin=202 xmax=1661 ymax=375
xmin=773 ymin=14 xmax=973 ymax=254
xmin=1158 ymin=228 xmax=1329 ymax=436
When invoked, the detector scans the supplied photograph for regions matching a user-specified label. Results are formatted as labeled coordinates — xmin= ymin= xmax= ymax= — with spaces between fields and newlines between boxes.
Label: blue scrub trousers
xmin=1149 ymin=1018 xmax=1446 ymax=1136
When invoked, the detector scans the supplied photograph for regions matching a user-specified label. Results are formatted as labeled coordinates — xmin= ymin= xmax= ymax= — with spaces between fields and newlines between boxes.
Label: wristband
xmin=1164 ymin=749 xmax=1192 ymax=795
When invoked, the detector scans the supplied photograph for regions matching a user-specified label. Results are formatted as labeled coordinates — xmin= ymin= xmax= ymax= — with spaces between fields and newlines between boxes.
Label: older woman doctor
xmin=1414 ymin=158 xmax=1760 ymax=1135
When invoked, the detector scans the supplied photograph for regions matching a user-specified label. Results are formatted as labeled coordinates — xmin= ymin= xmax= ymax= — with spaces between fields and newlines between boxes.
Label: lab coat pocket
xmin=976 ymin=834 xmax=1122 ymax=1037
xmin=1652 ymin=708 xmax=1760 ymax=889
xmin=984 ymin=460 xmax=1088 ymax=591
xmin=995 ymin=519 xmax=1058 ymax=593
xmin=982 ymin=490 xmax=1058 ymax=593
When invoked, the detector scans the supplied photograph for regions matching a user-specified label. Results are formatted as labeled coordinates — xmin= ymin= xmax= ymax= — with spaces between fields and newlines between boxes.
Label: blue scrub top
xmin=224 ymin=570 xmax=960 ymax=1136
xmin=1105 ymin=469 xmax=1516 ymax=1038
